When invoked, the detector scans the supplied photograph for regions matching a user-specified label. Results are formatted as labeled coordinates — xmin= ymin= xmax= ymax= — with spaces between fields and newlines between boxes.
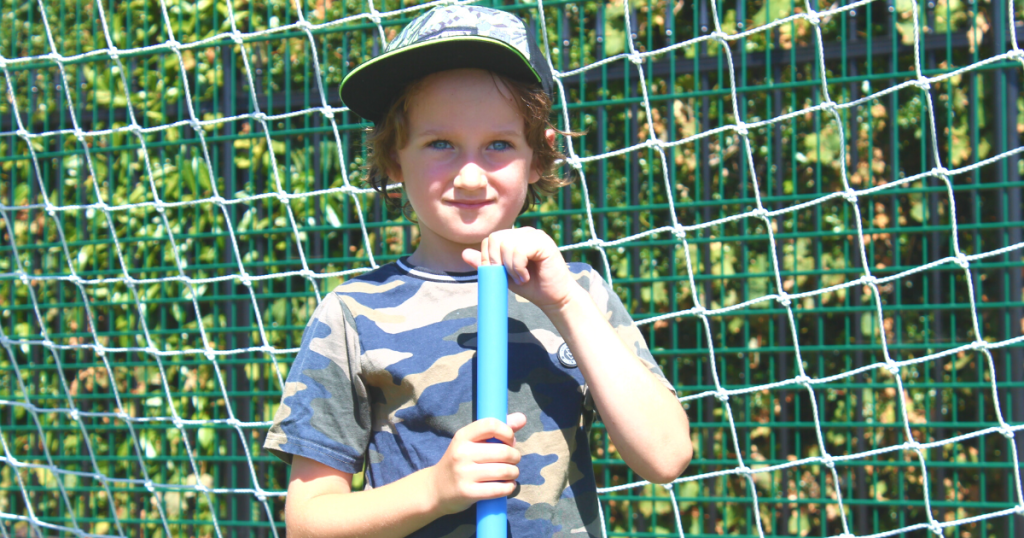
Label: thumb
xmin=462 ymin=248 xmax=483 ymax=269
xmin=507 ymin=412 xmax=527 ymax=432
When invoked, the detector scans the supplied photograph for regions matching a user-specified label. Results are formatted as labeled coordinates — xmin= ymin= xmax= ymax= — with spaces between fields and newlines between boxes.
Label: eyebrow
xmin=415 ymin=129 xmax=525 ymax=138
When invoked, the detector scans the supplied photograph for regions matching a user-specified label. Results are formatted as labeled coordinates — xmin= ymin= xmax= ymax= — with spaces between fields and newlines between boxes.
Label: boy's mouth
xmin=445 ymin=200 xmax=493 ymax=209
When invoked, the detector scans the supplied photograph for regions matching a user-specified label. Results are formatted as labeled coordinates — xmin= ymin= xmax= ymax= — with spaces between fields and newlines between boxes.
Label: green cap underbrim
xmin=339 ymin=35 xmax=543 ymax=124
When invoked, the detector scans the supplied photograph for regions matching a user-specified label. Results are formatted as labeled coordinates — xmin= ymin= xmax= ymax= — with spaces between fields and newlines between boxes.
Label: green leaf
xmin=198 ymin=427 xmax=214 ymax=449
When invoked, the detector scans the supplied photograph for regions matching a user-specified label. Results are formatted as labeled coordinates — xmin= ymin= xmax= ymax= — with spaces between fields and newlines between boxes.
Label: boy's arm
xmin=285 ymin=456 xmax=440 ymax=538
xmin=285 ymin=414 xmax=527 ymax=538
xmin=465 ymin=228 xmax=693 ymax=485
xmin=541 ymin=283 xmax=692 ymax=484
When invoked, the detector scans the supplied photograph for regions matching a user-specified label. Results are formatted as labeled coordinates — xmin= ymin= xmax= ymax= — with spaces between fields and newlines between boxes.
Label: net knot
xmin=805 ymin=10 xmax=822 ymax=25
xmin=1000 ymin=425 xmax=1015 ymax=439
xmin=886 ymin=364 xmax=900 ymax=376
xmin=777 ymin=292 xmax=791 ymax=307
xmin=628 ymin=52 xmax=643 ymax=65
xmin=144 ymin=480 xmax=155 ymax=493
xmin=929 ymin=521 xmax=943 ymax=535
xmin=108 ymin=47 xmax=120 ymax=61
xmin=255 ymin=491 xmax=268 ymax=502
xmin=566 ymin=155 xmax=583 ymax=170
xmin=955 ymin=253 xmax=970 ymax=269
xmin=297 ymin=19 xmax=313 ymax=32
xmin=252 ymin=112 xmax=268 ymax=123
xmin=68 ymin=408 xmax=80 ymax=422
xmin=715 ymin=390 xmax=729 ymax=402
xmin=0 ymin=56 xmax=7 ymax=69
xmin=300 ymin=269 xmax=315 ymax=280
xmin=794 ymin=374 xmax=811 ymax=386
xmin=710 ymin=31 xmax=728 ymax=44
xmin=18 ymin=272 xmax=29 ymax=284
xmin=15 ymin=128 xmax=29 ymax=139
xmin=231 ymin=32 xmax=244 ymax=45
xmin=752 ymin=207 xmax=769 ymax=220
xmin=970 ymin=339 xmax=987 ymax=351
xmin=239 ymin=272 xmax=252 ymax=287
xmin=166 ymin=39 xmax=181 ymax=52
xmin=820 ymin=453 xmax=835 ymax=469
xmin=733 ymin=123 xmax=749 ymax=136
xmin=931 ymin=165 xmax=949 ymax=178
xmin=209 ymin=195 xmax=226 ymax=206
xmin=842 ymin=187 xmax=858 ymax=204
xmin=915 ymin=76 xmax=931 ymax=91
xmin=672 ymin=224 xmax=687 ymax=239
xmin=320 ymin=107 xmax=335 ymax=119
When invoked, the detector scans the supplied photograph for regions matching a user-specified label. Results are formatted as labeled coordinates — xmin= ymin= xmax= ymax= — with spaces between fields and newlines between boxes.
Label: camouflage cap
xmin=339 ymin=5 xmax=554 ymax=123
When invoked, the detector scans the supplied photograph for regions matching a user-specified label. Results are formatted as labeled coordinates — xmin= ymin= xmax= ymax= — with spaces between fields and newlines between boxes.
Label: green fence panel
xmin=1 ymin=0 xmax=1022 ymax=536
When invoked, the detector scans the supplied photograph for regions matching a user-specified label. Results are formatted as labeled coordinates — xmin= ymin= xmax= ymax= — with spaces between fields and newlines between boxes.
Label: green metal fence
xmin=1 ymin=0 xmax=1022 ymax=536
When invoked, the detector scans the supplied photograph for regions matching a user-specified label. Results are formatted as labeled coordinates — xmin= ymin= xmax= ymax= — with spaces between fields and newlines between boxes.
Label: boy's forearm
xmin=286 ymin=467 xmax=443 ymax=538
xmin=541 ymin=284 xmax=692 ymax=484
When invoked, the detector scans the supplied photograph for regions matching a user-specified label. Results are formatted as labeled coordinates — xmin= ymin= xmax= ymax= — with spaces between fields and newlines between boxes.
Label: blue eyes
xmin=427 ymin=140 xmax=513 ymax=151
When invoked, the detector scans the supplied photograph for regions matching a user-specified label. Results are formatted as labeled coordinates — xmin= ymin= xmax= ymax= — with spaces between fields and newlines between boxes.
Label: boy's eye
xmin=489 ymin=140 xmax=513 ymax=151
xmin=428 ymin=140 xmax=453 ymax=150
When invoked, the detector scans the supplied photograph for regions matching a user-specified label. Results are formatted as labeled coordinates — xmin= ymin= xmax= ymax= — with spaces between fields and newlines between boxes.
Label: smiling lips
xmin=445 ymin=199 xmax=493 ymax=209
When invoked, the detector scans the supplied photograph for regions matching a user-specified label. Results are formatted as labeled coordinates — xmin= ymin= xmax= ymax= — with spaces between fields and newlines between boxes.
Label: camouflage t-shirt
xmin=264 ymin=258 xmax=676 ymax=537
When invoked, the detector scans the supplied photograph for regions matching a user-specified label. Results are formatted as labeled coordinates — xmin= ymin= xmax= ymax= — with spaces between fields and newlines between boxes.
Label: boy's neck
xmin=406 ymin=243 xmax=476 ymax=273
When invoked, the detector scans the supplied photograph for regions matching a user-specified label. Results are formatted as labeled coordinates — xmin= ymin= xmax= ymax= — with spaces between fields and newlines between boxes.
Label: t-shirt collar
xmin=396 ymin=256 xmax=480 ymax=283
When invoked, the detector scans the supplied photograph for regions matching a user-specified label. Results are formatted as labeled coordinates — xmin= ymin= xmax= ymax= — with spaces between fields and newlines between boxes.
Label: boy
xmin=264 ymin=5 xmax=692 ymax=537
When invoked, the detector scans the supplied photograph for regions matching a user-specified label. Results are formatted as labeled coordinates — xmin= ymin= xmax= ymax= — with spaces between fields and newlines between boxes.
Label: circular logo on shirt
xmin=557 ymin=343 xmax=577 ymax=368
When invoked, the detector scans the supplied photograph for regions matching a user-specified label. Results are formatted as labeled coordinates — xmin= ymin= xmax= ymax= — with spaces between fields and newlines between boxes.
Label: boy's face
xmin=391 ymin=69 xmax=540 ymax=256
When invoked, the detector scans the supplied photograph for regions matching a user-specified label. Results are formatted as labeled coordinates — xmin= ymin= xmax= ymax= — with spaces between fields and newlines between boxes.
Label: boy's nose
xmin=454 ymin=162 xmax=488 ymax=190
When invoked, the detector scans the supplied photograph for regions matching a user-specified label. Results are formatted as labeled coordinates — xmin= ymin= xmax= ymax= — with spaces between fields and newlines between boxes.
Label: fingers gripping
xmin=480 ymin=229 xmax=540 ymax=285
xmin=437 ymin=416 xmax=524 ymax=512
xmin=459 ymin=417 xmax=515 ymax=445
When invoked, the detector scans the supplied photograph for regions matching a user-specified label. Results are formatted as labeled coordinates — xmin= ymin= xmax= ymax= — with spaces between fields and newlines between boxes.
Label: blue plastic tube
xmin=476 ymin=265 xmax=508 ymax=538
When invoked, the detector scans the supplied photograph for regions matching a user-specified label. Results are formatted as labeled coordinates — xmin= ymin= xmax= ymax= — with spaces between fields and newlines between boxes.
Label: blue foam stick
xmin=476 ymin=265 xmax=509 ymax=538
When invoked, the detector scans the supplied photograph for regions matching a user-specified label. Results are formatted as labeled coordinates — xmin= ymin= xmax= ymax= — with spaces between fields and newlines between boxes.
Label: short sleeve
xmin=263 ymin=292 xmax=370 ymax=474
xmin=574 ymin=266 xmax=677 ymax=411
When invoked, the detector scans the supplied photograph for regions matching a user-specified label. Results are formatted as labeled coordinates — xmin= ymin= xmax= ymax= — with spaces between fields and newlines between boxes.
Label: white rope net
xmin=0 ymin=0 xmax=1022 ymax=535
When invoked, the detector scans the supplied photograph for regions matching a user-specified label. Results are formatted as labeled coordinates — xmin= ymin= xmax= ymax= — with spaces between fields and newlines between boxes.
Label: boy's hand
xmin=430 ymin=413 xmax=527 ymax=516
xmin=462 ymin=227 xmax=574 ymax=312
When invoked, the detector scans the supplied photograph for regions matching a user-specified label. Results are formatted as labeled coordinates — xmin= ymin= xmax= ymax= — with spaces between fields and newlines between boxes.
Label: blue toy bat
xmin=476 ymin=265 xmax=509 ymax=538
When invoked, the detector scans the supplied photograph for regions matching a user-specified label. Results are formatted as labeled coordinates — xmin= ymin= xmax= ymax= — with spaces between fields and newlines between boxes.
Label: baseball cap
xmin=339 ymin=4 xmax=554 ymax=123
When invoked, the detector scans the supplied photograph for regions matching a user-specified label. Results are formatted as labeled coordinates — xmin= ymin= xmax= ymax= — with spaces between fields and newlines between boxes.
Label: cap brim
xmin=340 ymin=36 xmax=543 ymax=123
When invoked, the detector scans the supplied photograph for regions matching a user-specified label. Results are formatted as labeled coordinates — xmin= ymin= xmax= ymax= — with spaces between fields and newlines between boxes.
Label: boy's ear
xmin=529 ymin=129 xmax=558 ymax=185
xmin=389 ymin=151 xmax=403 ymax=184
